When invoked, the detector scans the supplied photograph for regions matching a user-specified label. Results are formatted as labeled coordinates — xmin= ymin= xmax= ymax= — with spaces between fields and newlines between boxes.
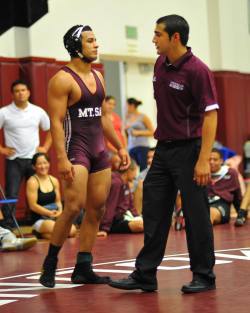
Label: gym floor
xmin=1 ymin=222 xmax=250 ymax=313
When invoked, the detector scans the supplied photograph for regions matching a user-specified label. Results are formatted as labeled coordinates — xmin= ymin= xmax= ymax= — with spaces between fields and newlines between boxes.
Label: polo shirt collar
xmin=165 ymin=47 xmax=193 ymax=70
xmin=12 ymin=101 xmax=31 ymax=112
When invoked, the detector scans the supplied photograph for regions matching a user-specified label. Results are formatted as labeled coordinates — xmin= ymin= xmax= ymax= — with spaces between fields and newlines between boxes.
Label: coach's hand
xmin=194 ymin=157 xmax=211 ymax=186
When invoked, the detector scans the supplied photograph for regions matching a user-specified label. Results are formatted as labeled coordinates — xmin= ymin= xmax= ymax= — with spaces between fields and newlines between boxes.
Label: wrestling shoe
xmin=71 ymin=262 xmax=110 ymax=284
xmin=39 ymin=256 xmax=58 ymax=288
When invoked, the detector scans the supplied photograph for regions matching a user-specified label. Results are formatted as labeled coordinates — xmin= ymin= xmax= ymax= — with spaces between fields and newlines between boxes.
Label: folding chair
xmin=0 ymin=184 xmax=23 ymax=238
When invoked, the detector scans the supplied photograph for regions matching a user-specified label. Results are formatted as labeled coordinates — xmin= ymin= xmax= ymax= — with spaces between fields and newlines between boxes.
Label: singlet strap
xmin=34 ymin=175 xmax=54 ymax=191
xmin=62 ymin=66 xmax=85 ymax=97
xmin=33 ymin=175 xmax=41 ymax=188
xmin=48 ymin=175 xmax=55 ymax=190
xmin=91 ymin=69 xmax=105 ymax=95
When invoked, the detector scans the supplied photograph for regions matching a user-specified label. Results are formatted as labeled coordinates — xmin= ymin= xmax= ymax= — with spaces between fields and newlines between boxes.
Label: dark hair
xmin=127 ymin=97 xmax=142 ymax=108
xmin=156 ymin=14 xmax=189 ymax=46
xmin=105 ymin=95 xmax=115 ymax=102
xmin=32 ymin=152 xmax=50 ymax=166
xmin=211 ymin=148 xmax=223 ymax=159
xmin=11 ymin=79 xmax=29 ymax=92
xmin=63 ymin=24 xmax=92 ymax=57
xmin=149 ymin=147 xmax=156 ymax=152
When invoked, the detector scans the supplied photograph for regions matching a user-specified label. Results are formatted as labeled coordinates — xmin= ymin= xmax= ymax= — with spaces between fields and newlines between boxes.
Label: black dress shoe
xmin=109 ymin=276 xmax=157 ymax=292
xmin=181 ymin=279 xmax=216 ymax=294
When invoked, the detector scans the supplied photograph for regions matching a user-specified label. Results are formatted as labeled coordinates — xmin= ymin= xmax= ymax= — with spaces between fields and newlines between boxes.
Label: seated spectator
xmin=208 ymin=148 xmax=242 ymax=225
xmin=225 ymin=155 xmax=246 ymax=195
xmin=235 ymin=183 xmax=250 ymax=226
xmin=26 ymin=153 xmax=77 ymax=239
xmin=0 ymin=225 xmax=37 ymax=251
xmin=99 ymin=160 xmax=143 ymax=236
xmin=133 ymin=147 xmax=155 ymax=214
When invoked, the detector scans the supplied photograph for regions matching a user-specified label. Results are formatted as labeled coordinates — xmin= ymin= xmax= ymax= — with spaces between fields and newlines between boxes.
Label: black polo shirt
xmin=153 ymin=47 xmax=219 ymax=141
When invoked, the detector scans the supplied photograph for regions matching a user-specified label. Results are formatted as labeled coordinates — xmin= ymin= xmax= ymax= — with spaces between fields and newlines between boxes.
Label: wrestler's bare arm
xmin=48 ymin=72 xmax=75 ymax=180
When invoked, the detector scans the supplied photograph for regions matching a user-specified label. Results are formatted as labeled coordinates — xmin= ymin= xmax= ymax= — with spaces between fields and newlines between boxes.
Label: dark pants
xmin=132 ymin=139 xmax=215 ymax=284
xmin=129 ymin=146 xmax=149 ymax=171
xmin=1 ymin=158 xmax=34 ymax=226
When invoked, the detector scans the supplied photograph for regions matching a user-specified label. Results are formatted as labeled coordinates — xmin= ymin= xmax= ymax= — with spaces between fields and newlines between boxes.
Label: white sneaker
xmin=0 ymin=228 xmax=37 ymax=251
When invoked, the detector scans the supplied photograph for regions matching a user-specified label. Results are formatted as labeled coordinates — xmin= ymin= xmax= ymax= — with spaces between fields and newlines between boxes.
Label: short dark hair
xmin=105 ymin=95 xmax=115 ymax=102
xmin=11 ymin=79 xmax=29 ymax=92
xmin=127 ymin=97 xmax=142 ymax=108
xmin=32 ymin=152 xmax=50 ymax=166
xmin=156 ymin=14 xmax=189 ymax=46
xmin=211 ymin=148 xmax=223 ymax=159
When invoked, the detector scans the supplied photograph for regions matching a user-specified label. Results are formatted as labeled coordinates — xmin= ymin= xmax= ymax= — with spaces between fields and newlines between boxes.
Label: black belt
xmin=158 ymin=137 xmax=201 ymax=147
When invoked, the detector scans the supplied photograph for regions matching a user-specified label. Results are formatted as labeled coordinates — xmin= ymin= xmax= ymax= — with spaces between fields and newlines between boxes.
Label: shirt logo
xmin=78 ymin=107 xmax=102 ymax=118
xmin=169 ymin=81 xmax=184 ymax=91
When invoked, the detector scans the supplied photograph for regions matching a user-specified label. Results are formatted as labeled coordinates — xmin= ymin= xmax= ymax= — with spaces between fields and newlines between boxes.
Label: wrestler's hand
xmin=194 ymin=157 xmax=211 ymax=186
xmin=118 ymin=148 xmax=130 ymax=170
xmin=57 ymin=157 xmax=75 ymax=182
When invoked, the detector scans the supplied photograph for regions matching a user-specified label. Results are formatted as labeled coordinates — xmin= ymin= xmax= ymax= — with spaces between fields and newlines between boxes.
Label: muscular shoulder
xmin=48 ymin=69 xmax=73 ymax=94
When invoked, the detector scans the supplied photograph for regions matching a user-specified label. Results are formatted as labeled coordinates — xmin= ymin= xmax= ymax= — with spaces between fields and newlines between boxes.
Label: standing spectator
xmin=0 ymin=80 xmax=51 ymax=228
xmin=102 ymin=96 xmax=127 ymax=154
xmin=125 ymin=98 xmax=154 ymax=171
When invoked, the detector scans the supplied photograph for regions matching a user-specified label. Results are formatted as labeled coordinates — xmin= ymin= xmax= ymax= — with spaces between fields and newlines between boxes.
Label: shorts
xmin=209 ymin=199 xmax=231 ymax=224
xmin=32 ymin=219 xmax=52 ymax=232
xmin=69 ymin=150 xmax=110 ymax=173
xmin=110 ymin=219 xmax=131 ymax=233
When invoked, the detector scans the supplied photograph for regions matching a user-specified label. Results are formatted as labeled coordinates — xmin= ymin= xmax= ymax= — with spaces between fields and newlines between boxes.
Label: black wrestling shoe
xmin=181 ymin=279 xmax=216 ymax=294
xmin=109 ymin=276 xmax=157 ymax=292
xmin=71 ymin=262 xmax=110 ymax=284
xmin=39 ymin=256 xmax=58 ymax=288
xmin=235 ymin=209 xmax=248 ymax=227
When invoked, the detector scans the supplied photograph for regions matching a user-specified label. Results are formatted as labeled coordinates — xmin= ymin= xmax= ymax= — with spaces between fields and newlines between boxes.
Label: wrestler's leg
xmin=71 ymin=168 xmax=111 ymax=284
xmin=40 ymin=165 xmax=88 ymax=288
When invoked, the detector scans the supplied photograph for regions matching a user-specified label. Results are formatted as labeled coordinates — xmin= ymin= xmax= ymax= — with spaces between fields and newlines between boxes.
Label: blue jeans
xmin=129 ymin=146 xmax=149 ymax=171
